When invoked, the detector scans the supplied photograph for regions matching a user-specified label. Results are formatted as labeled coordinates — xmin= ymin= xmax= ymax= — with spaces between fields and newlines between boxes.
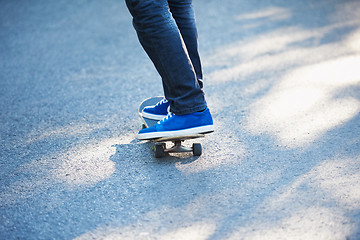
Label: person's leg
xmin=125 ymin=0 xmax=206 ymax=115
xmin=140 ymin=0 xmax=203 ymax=121
xmin=168 ymin=0 xmax=203 ymax=88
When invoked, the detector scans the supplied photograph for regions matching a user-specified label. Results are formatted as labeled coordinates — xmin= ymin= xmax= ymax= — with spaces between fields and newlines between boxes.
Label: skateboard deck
xmin=138 ymin=97 xmax=205 ymax=158
xmin=154 ymin=134 xmax=204 ymax=143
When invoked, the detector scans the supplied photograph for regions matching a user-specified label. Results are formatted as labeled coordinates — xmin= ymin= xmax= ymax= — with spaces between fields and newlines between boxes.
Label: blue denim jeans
xmin=125 ymin=0 xmax=206 ymax=115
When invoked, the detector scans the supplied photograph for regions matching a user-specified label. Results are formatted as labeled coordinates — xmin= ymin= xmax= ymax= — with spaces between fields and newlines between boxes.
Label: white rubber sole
xmin=137 ymin=124 xmax=214 ymax=140
xmin=141 ymin=111 xmax=167 ymax=121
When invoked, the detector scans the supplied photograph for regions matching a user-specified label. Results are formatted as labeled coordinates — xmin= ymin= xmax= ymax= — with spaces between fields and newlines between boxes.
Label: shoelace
xmin=155 ymin=98 xmax=168 ymax=107
xmin=158 ymin=112 xmax=174 ymax=124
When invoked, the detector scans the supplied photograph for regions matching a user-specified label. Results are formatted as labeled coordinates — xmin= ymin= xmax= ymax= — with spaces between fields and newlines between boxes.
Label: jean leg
xmin=168 ymin=0 xmax=203 ymax=88
xmin=125 ymin=0 xmax=206 ymax=115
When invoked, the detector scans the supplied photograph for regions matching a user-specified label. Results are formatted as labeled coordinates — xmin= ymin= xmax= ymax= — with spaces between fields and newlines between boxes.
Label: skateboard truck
xmin=154 ymin=140 xmax=202 ymax=158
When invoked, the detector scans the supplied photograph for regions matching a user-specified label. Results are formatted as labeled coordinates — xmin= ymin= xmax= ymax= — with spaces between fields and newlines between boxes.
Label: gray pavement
xmin=1 ymin=0 xmax=360 ymax=239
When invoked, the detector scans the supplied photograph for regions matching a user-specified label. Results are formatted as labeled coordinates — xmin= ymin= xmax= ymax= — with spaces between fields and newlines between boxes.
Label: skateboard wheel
xmin=192 ymin=143 xmax=202 ymax=156
xmin=154 ymin=143 xmax=166 ymax=158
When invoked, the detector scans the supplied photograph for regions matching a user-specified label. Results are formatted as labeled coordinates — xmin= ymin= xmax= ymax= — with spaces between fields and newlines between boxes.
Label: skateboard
xmin=138 ymin=96 xmax=205 ymax=158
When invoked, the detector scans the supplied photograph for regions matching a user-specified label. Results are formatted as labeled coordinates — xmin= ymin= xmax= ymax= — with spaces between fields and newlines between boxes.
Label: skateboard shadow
xmin=111 ymin=139 xmax=200 ymax=165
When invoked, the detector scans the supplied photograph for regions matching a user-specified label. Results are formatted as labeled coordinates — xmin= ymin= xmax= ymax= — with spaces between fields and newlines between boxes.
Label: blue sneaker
xmin=138 ymin=108 xmax=214 ymax=140
xmin=142 ymin=98 xmax=170 ymax=120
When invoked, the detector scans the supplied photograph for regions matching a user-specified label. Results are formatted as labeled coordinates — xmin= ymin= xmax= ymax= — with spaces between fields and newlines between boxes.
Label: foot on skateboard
xmin=138 ymin=97 xmax=213 ymax=158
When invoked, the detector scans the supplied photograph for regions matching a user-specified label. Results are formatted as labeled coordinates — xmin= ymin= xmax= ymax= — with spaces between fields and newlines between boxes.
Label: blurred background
xmin=1 ymin=0 xmax=359 ymax=239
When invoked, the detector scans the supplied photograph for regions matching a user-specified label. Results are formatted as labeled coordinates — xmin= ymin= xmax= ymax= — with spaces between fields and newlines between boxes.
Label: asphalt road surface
xmin=1 ymin=0 xmax=360 ymax=239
